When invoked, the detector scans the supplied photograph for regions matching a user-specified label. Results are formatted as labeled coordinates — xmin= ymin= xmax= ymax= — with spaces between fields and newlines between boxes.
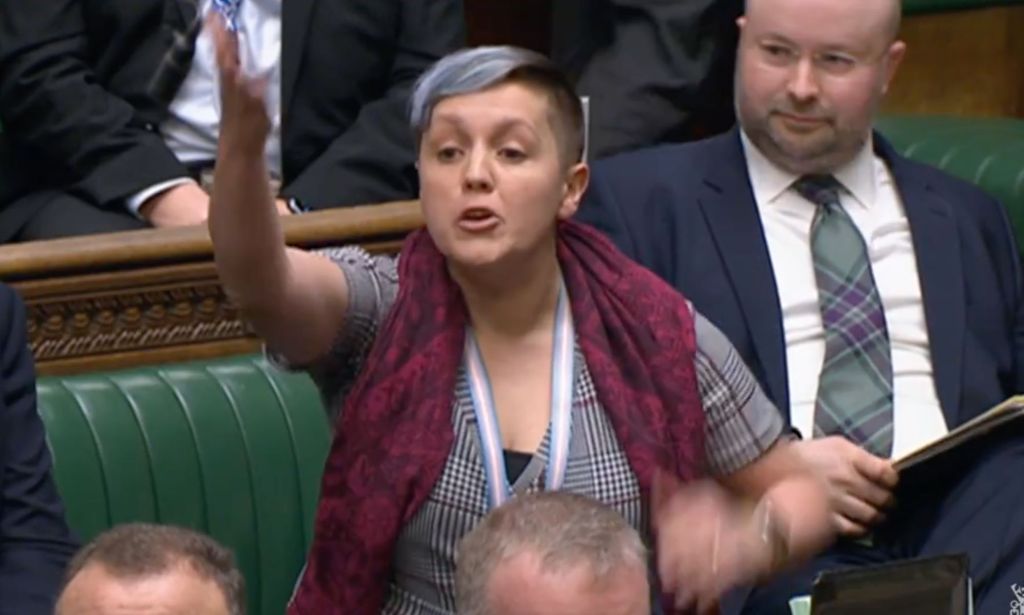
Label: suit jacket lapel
xmin=281 ymin=0 xmax=316 ymax=115
xmin=170 ymin=0 xmax=198 ymax=31
xmin=880 ymin=138 xmax=965 ymax=429
xmin=698 ymin=129 xmax=791 ymax=416
xmin=155 ymin=0 xmax=201 ymax=112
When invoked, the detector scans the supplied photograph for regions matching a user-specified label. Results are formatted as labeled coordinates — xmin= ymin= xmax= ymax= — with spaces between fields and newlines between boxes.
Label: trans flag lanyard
xmin=463 ymin=278 xmax=576 ymax=511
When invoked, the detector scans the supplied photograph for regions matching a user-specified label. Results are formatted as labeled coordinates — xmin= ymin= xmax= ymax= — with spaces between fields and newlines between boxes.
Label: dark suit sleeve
xmin=993 ymin=199 xmax=1024 ymax=393
xmin=568 ymin=0 xmax=741 ymax=159
xmin=1013 ymin=268 xmax=1024 ymax=394
xmin=576 ymin=151 xmax=695 ymax=290
xmin=575 ymin=163 xmax=641 ymax=259
xmin=0 ymin=286 xmax=78 ymax=615
xmin=281 ymin=0 xmax=465 ymax=209
xmin=0 ymin=0 xmax=187 ymax=206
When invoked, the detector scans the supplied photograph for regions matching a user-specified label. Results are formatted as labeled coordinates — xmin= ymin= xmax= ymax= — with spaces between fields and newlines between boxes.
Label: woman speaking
xmin=208 ymin=22 xmax=833 ymax=615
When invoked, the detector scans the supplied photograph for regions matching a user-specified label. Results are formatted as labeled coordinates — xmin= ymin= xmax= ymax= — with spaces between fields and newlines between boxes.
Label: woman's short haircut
xmin=409 ymin=46 xmax=585 ymax=166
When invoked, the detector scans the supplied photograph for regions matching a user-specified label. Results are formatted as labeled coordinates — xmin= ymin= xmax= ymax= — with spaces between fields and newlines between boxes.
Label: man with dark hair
xmin=56 ymin=523 xmax=245 ymax=615
xmin=455 ymin=491 xmax=650 ymax=615
xmin=0 ymin=282 xmax=78 ymax=615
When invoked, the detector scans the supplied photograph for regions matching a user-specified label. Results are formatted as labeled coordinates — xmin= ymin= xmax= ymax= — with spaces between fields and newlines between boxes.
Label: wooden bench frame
xmin=0 ymin=202 xmax=423 ymax=376
xmin=884 ymin=4 xmax=1024 ymax=118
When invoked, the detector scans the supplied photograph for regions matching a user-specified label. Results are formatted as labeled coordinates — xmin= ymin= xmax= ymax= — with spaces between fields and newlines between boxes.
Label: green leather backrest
xmin=37 ymin=355 xmax=331 ymax=615
xmin=877 ymin=115 xmax=1024 ymax=253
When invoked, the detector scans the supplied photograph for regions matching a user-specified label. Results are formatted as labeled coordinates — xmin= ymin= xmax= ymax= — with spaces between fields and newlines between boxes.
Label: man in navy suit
xmin=0 ymin=283 xmax=78 ymax=613
xmin=577 ymin=0 xmax=1024 ymax=612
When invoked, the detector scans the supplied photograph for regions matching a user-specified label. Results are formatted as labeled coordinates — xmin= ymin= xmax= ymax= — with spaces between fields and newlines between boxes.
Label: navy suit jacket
xmin=578 ymin=127 xmax=1024 ymax=433
xmin=0 ymin=284 xmax=77 ymax=613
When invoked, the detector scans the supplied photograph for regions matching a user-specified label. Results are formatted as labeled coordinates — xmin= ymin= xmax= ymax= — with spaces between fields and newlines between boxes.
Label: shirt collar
xmin=740 ymin=129 xmax=877 ymax=210
xmin=832 ymin=136 xmax=877 ymax=211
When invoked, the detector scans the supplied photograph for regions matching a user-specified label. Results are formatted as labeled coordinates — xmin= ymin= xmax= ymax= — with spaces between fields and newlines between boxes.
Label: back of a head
xmin=455 ymin=492 xmax=648 ymax=615
xmin=57 ymin=523 xmax=246 ymax=615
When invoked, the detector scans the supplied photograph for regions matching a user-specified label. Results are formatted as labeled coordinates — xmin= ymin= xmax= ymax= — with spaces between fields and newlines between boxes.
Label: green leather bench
xmin=877 ymin=115 xmax=1024 ymax=255
xmin=37 ymin=355 xmax=331 ymax=615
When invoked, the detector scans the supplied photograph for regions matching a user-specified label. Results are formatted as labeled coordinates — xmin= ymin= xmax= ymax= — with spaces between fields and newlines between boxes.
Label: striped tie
xmin=795 ymin=175 xmax=894 ymax=458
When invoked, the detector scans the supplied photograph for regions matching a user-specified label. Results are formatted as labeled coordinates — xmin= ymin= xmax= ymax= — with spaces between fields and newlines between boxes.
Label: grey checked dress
xmin=276 ymin=246 xmax=785 ymax=614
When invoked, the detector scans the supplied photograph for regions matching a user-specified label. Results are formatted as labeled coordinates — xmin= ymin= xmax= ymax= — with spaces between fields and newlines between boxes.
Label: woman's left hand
xmin=653 ymin=472 xmax=774 ymax=614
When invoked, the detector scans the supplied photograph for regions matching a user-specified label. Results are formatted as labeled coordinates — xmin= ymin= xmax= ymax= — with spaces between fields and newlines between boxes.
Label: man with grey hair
xmin=578 ymin=0 xmax=1024 ymax=612
xmin=55 ymin=523 xmax=245 ymax=615
xmin=455 ymin=492 xmax=650 ymax=615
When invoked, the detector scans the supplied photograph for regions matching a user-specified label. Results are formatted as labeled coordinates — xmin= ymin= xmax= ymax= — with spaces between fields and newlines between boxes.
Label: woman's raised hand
xmin=210 ymin=13 xmax=271 ymax=156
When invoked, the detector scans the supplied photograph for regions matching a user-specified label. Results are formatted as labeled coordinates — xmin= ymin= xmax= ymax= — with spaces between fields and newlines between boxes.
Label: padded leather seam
xmin=154 ymin=370 xmax=212 ymax=531
xmin=254 ymin=360 xmax=311 ymax=549
xmin=203 ymin=364 xmax=266 ymax=609
xmin=110 ymin=377 xmax=162 ymax=521
xmin=63 ymin=380 xmax=115 ymax=528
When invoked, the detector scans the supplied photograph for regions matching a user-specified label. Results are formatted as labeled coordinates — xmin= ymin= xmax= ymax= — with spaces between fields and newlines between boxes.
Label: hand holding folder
xmin=893 ymin=396 xmax=1024 ymax=489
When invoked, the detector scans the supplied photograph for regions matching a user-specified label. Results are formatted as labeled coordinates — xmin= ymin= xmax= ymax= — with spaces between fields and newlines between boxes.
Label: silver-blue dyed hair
xmin=409 ymin=46 xmax=584 ymax=164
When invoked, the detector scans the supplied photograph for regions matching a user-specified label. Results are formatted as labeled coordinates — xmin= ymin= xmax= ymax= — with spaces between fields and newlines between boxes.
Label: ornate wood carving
xmin=27 ymin=268 xmax=245 ymax=364
xmin=0 ymin=202 xmax=422 ymax=376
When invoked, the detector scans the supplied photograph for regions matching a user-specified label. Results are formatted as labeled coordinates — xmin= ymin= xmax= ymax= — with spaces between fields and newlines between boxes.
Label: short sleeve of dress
xmin=690 ymin=304 xmax=786 ymax=476
xmin=265 ymin=246 xmax=399 ymax=421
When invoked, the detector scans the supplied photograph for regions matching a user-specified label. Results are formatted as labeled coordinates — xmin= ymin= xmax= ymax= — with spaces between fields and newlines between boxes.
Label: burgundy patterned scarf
xmin=288 ymin=220 xmax=705 ymax=614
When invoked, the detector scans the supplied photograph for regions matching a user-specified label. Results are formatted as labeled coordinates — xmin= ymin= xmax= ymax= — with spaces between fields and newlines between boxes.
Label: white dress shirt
xmin=127 ymin=0 xmax=282 ymax=213
xmin=740 ymin=131 xmax=948 ymax=459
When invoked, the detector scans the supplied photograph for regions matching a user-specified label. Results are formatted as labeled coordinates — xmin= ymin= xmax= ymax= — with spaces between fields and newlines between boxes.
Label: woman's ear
xmin=557 ymin=162 xmax=589 ymax=220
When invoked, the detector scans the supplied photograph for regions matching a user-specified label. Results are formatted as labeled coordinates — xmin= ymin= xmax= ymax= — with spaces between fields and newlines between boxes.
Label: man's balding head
xmin=881 ymin=0 xmax=902 ymax=44
xmin=736 ymin=0 xmax=906 ymax=174
xmin=55 ymin=524 xmax=245 ymax=615
xmin=744 ymin=0 xmax=902 ymax=45
xmin=57 ymin=562 xmax=233 ymax=615
xmin=455 ymin=492 xmax=650 ymax=615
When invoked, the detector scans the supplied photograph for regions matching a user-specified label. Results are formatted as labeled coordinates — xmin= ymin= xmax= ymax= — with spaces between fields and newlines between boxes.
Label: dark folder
xmin=810 ymin=554 xmax=971 ymax=615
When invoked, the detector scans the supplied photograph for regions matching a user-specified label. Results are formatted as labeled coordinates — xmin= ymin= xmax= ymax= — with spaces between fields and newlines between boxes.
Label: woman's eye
xmin=437 ymin=146 xmax=462 ymax=162
xmin=498 ymin=148 xmax=526 ymax=161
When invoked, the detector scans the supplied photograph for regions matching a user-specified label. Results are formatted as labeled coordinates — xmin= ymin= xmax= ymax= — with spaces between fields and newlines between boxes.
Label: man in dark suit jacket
xmin=578 ymin=0 xmax=1024 ymax=613
xmin=0 ymin=0 xmax=464 ymax=242
xmin=550 ymin=0 xmax=742 ymax=160
xmin=0 ymin=283 xmax=79 ymax=613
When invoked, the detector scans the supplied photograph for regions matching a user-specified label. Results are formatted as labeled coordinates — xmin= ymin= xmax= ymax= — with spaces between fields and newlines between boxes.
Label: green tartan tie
xmin=796 ymin=175 xmax=894 ymax=458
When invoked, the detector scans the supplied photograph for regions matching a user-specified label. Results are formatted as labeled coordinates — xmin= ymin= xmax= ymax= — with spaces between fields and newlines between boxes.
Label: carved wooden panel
xmin=22 ymin=263 xmax=246 ymax=371
xmin=0 ymin=202 xmax=422 ymax=376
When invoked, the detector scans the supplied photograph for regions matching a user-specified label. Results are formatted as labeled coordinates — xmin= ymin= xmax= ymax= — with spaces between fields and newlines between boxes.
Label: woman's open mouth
xmin=457 ymin=207 xmax=500 ymax=232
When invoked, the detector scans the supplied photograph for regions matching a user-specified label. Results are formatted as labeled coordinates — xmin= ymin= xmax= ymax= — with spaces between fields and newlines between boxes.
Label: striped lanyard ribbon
xmin=211 ymin=0 xmax=242 ymax=32
xmin=464 ymin=278 xmax=575 ymax=510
